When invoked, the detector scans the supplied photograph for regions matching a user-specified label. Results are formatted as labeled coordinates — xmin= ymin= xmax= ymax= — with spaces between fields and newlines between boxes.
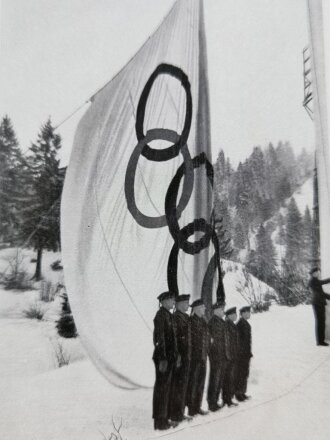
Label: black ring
xmin=178 ymin=219 xmax=213 ymax=254
xmin=125 ymin=128 xmax=194 ymax=228
xmin=165 ymin=153 xmax=214 ymax=254
xmin=136 ymin=64 xmax=192 ymax=162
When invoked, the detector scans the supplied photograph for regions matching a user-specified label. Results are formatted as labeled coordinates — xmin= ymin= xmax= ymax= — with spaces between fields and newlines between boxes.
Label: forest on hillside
xmin=213 ymin=142 xmax=316 ymax=305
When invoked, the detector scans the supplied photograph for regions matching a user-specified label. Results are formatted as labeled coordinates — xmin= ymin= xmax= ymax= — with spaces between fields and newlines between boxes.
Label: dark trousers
xmin=152 ymin=360 xmax=174 ymax=421
xmin=313 ymin=304 xmax=326 ymax=345
xmin=207 ymin=356 xmax=227 ymax=407
xmin=223 ymin=360 xmax=236 ymax=404
xmin=187 ymin=359 xmax=206 ymax=415
xmin=169 ymin=358 xmax=190 ymax=421
xmin=235 ymin=358 xmax=250 ymax=396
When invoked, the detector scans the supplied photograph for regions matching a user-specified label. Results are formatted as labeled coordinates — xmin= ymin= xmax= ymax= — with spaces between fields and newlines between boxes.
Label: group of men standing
xmin=152 ymin=291 xmax=253 ymax=431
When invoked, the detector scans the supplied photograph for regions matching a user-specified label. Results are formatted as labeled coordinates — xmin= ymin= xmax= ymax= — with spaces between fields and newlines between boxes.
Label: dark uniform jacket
xmin=225 ymin=319 xmax=238 ymax=362
xmin=173 ymin=310 xmax=191 ymax=361
xmin=190 ymin=314 xmax=209 ymax=362
xmin=208 ymin=315 xmax=226 ymax=360
xmin=309 ymin=277 xmax=330 ymax=306
xmin=152 ymin=307 xmax=177 ymax=363
xmin=236 ymin=318 xmax=252 ymax=359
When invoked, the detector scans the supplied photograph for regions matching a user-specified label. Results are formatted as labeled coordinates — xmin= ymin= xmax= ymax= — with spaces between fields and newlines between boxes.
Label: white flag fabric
xmin=61 ymin=0 xmax=222 ymax=388
xmin=307 ymin=0 xmax=330 ymax=338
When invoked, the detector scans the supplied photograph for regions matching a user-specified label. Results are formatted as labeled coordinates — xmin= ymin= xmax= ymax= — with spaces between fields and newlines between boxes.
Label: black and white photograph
xmin=1 ymin=0 xmax=330 ymax=438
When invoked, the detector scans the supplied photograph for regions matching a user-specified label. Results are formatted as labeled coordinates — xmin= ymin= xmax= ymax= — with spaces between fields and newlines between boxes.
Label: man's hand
xmin=159 ymin=360 xmax=168 ymax=373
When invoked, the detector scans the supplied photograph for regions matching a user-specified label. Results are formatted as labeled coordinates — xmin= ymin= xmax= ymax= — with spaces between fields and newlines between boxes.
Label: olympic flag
xmin=61 ymin=0 xmax=223 ymax=388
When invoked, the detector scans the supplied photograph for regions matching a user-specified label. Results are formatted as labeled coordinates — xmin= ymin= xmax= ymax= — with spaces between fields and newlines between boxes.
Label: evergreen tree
xmin=248 ymin=146 xmax=267 ymax=198
xmin=276 ymin=213 xmax=286 ymax=245
xmin=297 ymin=148 xmax=313 ymax=181
xmin=246 ymin=249 xmax=258 ymax=278
xmin=234 ymin=163 xmax=253 ymax=247
xmin=215 ymin=150 xmax=226 ymax=189
xmin=276 ymin=174 xmax=291 ymax=202
xmin=56 ymin=291 xmax=77 ymax=338
xmin=264 ymin=142 xmax=282 ymax=211
xmin=233 ymin=221 xmax=245 ymax=249
xmin=214 ymin=217 xmax=232 ymax=258
xmin=225 ymin=157 xmax=233 ymax=180
xmin=20 ymin=119 xmax=63 ymax=280
xmin=285 ymin=198 xmax=303 ymax=266
xmin=254 ymin=223 xmax=277 ymax=284
xmin=277 ymin=141 xmax=299 ymax=190
xmin=214 ymin=193 xmax=232 ymax=238
xmin=0 ymin=116 xmax=23 ymax=244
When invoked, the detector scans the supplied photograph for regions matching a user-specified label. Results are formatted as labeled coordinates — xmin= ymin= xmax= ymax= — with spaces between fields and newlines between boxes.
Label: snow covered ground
xmin=1 ymin=274 xmax=330 ymax=439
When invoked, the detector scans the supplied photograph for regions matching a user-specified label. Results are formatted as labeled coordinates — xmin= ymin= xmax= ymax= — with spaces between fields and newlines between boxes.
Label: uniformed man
xmin=186 ymin=299 xmax=209 ymax=417
xmin=223 ymin=306 xmax=239 ymax=407
xmin=207 ymin=300 xmax=227 ymax=412
xmin=235 ymin=305 xmax=253 ymax=402
xmin=152 ymin=291 xmax=178 ymax=431
xmin=309 ymin=267 xmax=330 ymax=346
xmin=169 ymin=294 xmax=191 ymax=423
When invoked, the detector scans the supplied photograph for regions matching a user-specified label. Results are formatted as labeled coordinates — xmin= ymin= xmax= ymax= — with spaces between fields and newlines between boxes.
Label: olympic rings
xmin=125 ymin=63 xmax=224 ymax=303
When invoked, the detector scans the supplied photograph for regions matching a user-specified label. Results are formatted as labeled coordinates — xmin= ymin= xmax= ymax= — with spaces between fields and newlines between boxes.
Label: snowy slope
xmin=246 ymin=177 xmax=314 ymax=258
xmin=0 ymin=247 xmax=64 ymax=286
xmin=290 ymin=177 xmax=313 ymax=213
xmin=222 ymin=260 xmax=276 ymax=307
xmin=1 ymin=277 xmax=330 ymax=439
xmin=275 ymin=177 xmax=313 ymax=260
xmin=278 ymin=176 xmax=313 ymax=217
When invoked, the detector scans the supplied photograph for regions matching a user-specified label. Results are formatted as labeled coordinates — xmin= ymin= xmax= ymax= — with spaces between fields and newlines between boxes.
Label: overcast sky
xmin=0 ymin=0 xmax=314 ymax=166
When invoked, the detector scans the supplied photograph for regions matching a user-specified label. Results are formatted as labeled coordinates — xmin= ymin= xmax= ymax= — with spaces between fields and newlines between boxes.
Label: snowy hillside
xmin=279 ymin=176 xmax=313 ymax=216
xmin=271 ymin=176 xmax=313 ymax=263
xmin=242 ymin=176 xmax=313 ymax=263
xmin=222 ymin=260 xmax=277 ymax=307
xmin=0 ymin=247 xmax=64 ymax=286
xmin=2 ymin=250 xmax=329 ymax=440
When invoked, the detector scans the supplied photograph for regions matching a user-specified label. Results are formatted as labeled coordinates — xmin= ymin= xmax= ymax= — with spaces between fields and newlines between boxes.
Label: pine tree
xmin=277 ymin=141 xmax=299 ymax=191
xmin=276 ymin=174 xmax=292 ymax=202
xmin=0 ymin=116 xmax=23 ymax=244
xmin=246 ymin=249 xmax=258 ymax=278
xmin=254 ymin=224 xmax=277 ymax=284
xmin=215 ymin=150 xmax=226 ymax=189
xmin=235 ymin=163 xmax=253 ymax=247
xmin=214 ymin=217 xmax=232 ymax=257
xmin=20 ymin=119 xmax=63 ymax=280
xmin=56 ymin=291 xmax=77 ymax=338
xmin=233 ymin=221 xmax=245 ymax=249
xmin=248 ymin=146 xmax=267 ymax=198
xmin=276 ymin=213 xmax=286 ymax=245
xmin=297 ymin=148 xmax=313 ymax=181
xmin=285 ymin=198 xmax=303 ymax=266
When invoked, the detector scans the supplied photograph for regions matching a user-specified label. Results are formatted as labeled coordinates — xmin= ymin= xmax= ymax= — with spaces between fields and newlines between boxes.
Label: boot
xmin=154 ymin=419 xmax=171 ymax=430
